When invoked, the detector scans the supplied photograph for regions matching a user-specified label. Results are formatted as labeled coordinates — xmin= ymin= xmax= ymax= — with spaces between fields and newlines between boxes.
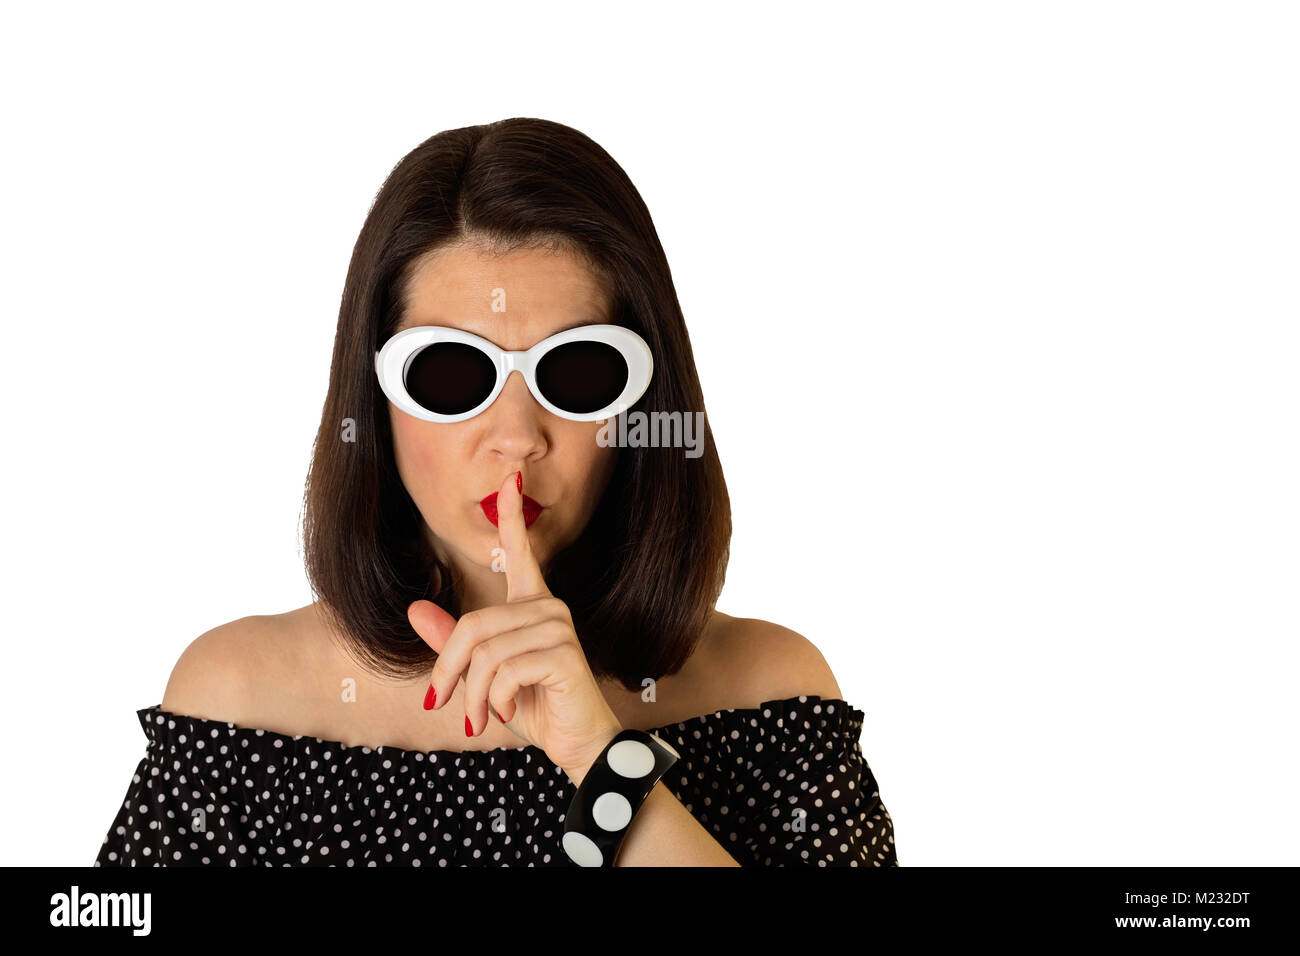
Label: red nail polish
xmin=465 ymin=715 xmax=473 ymax=737
xmin=515 ymin=471 xmax=522 ymax=493
xmin=423 ymin=684 xmax=436 ymax=710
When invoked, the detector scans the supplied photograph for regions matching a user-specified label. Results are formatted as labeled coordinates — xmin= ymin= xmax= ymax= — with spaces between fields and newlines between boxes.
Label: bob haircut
xmin=301 ymin=117 xmax=731 ymax=692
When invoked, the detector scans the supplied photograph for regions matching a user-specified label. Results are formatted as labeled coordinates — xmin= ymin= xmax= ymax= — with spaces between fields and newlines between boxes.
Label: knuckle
xmin=496 ymin=656 xmax=514 ymax=683
xmin=457 ymin=609 xmax=481 ymax=639
xmin=469 ymin=640 xmax=495 ymax=670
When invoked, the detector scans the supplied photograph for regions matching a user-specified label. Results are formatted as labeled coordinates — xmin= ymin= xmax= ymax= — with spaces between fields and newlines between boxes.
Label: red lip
xmin=479 ymin=492 xmax=544 ymax=529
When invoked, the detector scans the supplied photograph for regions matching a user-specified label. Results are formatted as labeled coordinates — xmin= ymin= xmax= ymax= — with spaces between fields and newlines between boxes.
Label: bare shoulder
xmin=703 ymin=612 xmax=843 ymax=709
xmin=159 ymin=611 xmax=297 ymax=723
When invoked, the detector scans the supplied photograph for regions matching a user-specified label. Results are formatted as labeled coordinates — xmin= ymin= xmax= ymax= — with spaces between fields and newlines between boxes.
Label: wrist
xmin=562 ymin=722 xmax=624 ymax=786
xmin=559 ymin=726 xmax=682 ymax=867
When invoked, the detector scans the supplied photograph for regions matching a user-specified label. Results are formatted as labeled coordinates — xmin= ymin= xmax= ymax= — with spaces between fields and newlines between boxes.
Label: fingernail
xmin=515 ymin=471 xmax=522 ymax=493
xmin=423 ymin=684 xmax=436 ymax=710
xmin=491 ymin=706 xmax=502 ymax=722
xmin=465 ymin=715 xmax=473 ymax=737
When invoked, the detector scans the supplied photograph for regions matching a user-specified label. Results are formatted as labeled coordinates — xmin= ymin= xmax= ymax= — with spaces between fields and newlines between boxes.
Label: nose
xmin=482 ymin=370 xmax=548 ymax=460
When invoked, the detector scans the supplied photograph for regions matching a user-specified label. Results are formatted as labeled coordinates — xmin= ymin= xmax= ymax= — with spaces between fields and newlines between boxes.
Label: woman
xmin=93 ymin=117 xmax=898 ymax=867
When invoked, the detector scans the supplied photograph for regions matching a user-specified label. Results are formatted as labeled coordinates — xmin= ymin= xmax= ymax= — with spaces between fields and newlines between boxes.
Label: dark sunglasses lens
xmin=404 ymin=343 xmax=497 ymax=416
xmin=535 ymin=340 xmax=629 ymax=414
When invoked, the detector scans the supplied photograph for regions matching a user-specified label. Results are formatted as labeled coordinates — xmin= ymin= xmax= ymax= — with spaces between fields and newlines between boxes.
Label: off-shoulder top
xmin=94 ymin=694 xmax=898 ymax=867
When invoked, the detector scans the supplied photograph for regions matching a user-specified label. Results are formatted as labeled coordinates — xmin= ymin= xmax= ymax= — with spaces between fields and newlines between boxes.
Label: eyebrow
xmin=396 ymin=316 xmax=606 ymax=340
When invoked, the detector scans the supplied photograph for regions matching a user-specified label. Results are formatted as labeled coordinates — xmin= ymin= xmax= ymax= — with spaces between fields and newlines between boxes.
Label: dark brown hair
xmin=300 ymin=117 xmax=731 ymax=692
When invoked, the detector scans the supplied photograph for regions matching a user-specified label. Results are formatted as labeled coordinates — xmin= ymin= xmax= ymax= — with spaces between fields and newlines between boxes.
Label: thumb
xmin=407 ymin=599 xmax=457 ymax=653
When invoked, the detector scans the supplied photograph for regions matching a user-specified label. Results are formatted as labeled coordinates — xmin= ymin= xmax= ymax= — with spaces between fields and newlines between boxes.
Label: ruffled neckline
xmin=136 ymin=694 xmax=865 ymax=762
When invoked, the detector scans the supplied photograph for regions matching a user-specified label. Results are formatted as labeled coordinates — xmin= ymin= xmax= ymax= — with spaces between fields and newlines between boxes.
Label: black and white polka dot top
xmin=94 ymin=694 xmax=898 ymax=867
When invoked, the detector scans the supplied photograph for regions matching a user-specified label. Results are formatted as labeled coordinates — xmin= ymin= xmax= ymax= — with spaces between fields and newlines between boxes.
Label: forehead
xmin=396 ymin=240 xmax=614 ymax=349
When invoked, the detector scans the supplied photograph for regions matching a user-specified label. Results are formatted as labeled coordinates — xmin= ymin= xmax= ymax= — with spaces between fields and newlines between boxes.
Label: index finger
xmin=498 ymin=470 xmax=549 ymax=603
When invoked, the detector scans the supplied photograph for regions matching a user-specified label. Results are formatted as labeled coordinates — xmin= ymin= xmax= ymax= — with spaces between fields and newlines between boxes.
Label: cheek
xmin=564 ymin=425 xmax=619 ymax=495
xmin=390 ymin=412 xmax=455 ymax=503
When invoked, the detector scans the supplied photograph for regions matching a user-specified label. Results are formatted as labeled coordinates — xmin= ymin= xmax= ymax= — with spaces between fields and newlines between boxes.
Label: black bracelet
xmin=561 ymin=728 xmax=681 ymax=867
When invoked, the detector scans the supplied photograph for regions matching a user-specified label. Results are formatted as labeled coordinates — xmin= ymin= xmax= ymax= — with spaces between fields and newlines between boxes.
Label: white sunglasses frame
xmin=374 ymin=323 xmax=654 ymax=424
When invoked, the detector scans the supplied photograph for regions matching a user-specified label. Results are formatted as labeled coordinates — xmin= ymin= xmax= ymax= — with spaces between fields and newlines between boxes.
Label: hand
xmin=407 ymin=470 xmax=623 ymax=781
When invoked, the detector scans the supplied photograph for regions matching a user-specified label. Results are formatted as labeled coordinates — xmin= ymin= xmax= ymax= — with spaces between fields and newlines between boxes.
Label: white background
xmin=2 ymin=1 xmax=1295 ymax=866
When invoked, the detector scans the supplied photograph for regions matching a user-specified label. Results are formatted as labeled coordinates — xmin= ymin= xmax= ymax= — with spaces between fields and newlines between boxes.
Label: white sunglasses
xmin=375 ymin=324 xmax=654 ymax=423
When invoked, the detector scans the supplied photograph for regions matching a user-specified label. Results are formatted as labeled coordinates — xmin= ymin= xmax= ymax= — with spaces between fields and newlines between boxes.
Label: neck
xmin=451 ymin=562 xmax=510 ymax=614
xmin=429 ymin=530 xmax=549 ymax=615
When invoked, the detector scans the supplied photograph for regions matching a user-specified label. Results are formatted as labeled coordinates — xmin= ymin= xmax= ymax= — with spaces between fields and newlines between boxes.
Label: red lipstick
xmin=480 ymin=491 xmax=544 ymax=529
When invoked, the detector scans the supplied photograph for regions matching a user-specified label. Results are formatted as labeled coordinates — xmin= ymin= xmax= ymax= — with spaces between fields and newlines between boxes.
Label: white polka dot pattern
xmin=93 ymin=695 xmax=898 ymax=867
xmin=606 ymin=739 xmax=656 ymax=778
xmin=560 ymin=829 xmax=602 ymax=867
xmin=591 ymin=791 xmax=633 ymax=831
